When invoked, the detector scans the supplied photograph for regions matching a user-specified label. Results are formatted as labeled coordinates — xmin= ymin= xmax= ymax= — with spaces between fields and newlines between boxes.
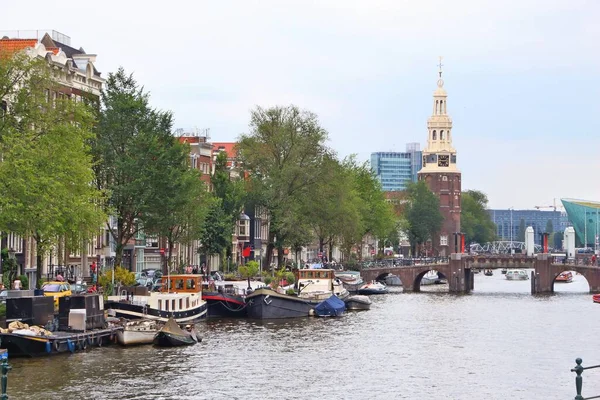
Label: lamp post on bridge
xmin=509 ymin=207 xmax=514 ymax=254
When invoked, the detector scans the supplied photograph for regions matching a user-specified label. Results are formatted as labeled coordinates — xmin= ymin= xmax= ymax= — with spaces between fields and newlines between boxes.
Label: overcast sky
xmin=3 ymin=0 xmax=599 ymax=209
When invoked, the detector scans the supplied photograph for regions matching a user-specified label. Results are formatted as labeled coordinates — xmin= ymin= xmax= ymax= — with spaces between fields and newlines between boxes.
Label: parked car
xmin=42 ymin=282 xmax=72 ymax=308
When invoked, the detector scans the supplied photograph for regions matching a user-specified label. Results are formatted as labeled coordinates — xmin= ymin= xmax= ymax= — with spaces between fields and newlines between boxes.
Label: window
xmin=440 ymin=235 xmax=448 ymax=246
xmin=172 ymin=299 xmax=176 ymax=310
xmin=179 ymin=299 xmax=183 ymax=310
xmin=440 ymin=130 xmax=444 ymax=140
xmin=165 ymin=301 xmax=169 ymax=311
xmin=432 ymin=130 xmax=437 ymax=140
xmin=186 ymin=298 xmax=190 ymax=309
xmin=158 ymin=300 xmax=162 ymax=310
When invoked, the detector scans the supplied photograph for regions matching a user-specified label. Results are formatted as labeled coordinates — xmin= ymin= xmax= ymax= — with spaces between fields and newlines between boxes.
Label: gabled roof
xmin=40 ymin=33 xmax=100 ymax=76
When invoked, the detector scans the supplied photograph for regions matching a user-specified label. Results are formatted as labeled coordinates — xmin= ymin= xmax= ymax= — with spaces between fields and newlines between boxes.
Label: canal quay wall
xmin=361 ymin=253 xmax=600 ymax=295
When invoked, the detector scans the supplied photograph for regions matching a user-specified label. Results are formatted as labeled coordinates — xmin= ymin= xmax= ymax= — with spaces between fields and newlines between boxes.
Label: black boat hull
xmin=245 ymin=289 xmax=318 ymax=319
xmin=203 ymin=292 xmax=247 ymax=318
xmin=0 ymin=327 xmax=122 ymax=357
xmin=357 ymin=289 xmax=388 ymax=295
xmin=153 ymin=331 xmax=196 ymax=347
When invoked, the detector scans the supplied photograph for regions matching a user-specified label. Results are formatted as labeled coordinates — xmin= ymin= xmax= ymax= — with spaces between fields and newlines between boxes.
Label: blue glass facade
xmin=561 ymin=199 xmax=600 ymax=248
xmin=487 ymin=209 xmax=566 ymax=245
xmin=370 ymin=143 xmax=422 ymax=191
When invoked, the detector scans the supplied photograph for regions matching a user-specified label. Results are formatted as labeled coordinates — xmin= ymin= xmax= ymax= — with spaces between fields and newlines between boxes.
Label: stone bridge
xmin=359 ymin=254 xmax=600 ymax=294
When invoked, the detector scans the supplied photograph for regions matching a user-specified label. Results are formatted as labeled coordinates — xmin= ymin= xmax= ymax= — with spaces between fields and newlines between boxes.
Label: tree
xmin=460 ymin=190 xmax=497 ymax=245
xmin=404 ymin=181 xmax=444 ymax=255
xmin=199 ymin=199 xmax=232 ymax=268
xmin=209 ymin=151 xmax=246 ymax=266
xmin=517 ymin=219 xmax=526 ymax=242
xmin=0 ymin=54 xmax=106 ymax=287
xmin=238 ymin=260 xmax=259 ymax=290
xmin=93 ymin=68 xmax=176 ymax=268
xmin=237 ymin=105 xmax=330 ymax=267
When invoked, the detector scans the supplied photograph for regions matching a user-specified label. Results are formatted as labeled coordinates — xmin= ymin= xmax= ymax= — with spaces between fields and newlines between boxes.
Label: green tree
xmin=237 ymin=105 xmax=330 ymax=267
xmin=404 ymin=181 xmax=444 ymax=255
xmin=0 ymin=54 xmax=106 ymax=287
xmin=199 ymin=199 xmax=232 ymax=268
xmin=460 ymin=190 xmax=497 ymax=245
xmin=238 ymin=260 xmax=259 ymax=290
xmin=93 ymin=68 xmax=176 ymax=268
xmin=517 ymin=218 xmax=526 ymax=242
xmin=210 ymin=151 xmax=246 ymax=266
xmin=142 ymin=141 xmax=210 ymax=273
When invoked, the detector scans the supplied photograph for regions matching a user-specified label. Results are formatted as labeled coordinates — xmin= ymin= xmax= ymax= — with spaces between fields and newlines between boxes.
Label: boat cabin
xmin=160 ymin=275 xmax=202 ymax=294
xmin=295 ymin=269 xmax=339 ymax=299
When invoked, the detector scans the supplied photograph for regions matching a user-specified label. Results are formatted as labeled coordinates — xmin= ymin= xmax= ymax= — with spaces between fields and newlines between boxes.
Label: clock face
xmin=438 ymin=155 xmax=449 ymax=167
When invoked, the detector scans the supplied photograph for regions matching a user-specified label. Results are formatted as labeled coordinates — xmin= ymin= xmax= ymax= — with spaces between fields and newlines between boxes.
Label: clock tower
xmin=417 ymin=59 xmax=461 ymax=256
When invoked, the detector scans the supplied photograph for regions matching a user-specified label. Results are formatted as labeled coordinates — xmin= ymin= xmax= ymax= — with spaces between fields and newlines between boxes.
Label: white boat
xmin=358 ymin=281 xmax=388 ymax=295
xmin=505 ymin=269 xmax=529 ymax=281
xmin=344 ymin=295 xmax=372 ymax=310
xmin=107 ymin=274 xmax=207 ymax=323
xmin=116 ymin=319 xmax=163 ymax=346
xmin=295 ymin=269 xmax=350 ymax=300
xmin=421 ymin=270 xmax=446 ymax=285
xmin=384 ymin=274 xmax=402 ymax=286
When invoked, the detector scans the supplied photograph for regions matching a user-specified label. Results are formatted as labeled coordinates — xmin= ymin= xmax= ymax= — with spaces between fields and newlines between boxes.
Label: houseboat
xmin=106 ymin=274 xmax=207 ymax=323
xmin=202 ymin=282 xmax=247 ymax=318
xmin=245 ymin=268 xmax=347 ymax=319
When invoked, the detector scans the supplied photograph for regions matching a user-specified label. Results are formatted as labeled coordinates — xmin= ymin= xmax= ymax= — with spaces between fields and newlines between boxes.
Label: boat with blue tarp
xmin=313 ymin=295 xmax=346 ymax=317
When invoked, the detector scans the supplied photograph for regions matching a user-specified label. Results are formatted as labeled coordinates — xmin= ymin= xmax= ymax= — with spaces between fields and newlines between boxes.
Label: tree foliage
xmin=517 ymin=218 xmax=526 ymax=242
xmin=94 ymin=68 xmax=177 ymax=268
xmin=199 ymin=199 xmax=232 ymax=263
xmin=0 ymin=53 xmax=106 ymax=286
xmin=404 ymin=181 xmax=444 ymax=254
xmin=460 ymin=190 xmax=497 ymax=245
xmin=237 ymin=105 xmax=330 ymax=267
xmin=545 ymin=219 xmax=554 ymax=234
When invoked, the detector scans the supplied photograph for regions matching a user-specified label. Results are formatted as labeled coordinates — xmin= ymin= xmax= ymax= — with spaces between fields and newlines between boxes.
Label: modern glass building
xmin=487 ymin=209 xmax=565 ymax=245
xmin=561 ymin=199 xmax=600 ymax=248
xmin=370 ymin=143 xmax=422 ymax=191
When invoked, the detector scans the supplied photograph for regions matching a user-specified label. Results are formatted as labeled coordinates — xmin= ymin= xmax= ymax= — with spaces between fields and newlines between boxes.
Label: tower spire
xmin=438 ymin=56 xmax=443 ymax=78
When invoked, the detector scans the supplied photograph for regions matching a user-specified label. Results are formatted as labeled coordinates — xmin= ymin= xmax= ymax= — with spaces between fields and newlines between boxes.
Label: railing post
xmin=0 ymin=350 xmax=10 ymax=400
xmin=572 ymin=358 xmax=584 ymax=400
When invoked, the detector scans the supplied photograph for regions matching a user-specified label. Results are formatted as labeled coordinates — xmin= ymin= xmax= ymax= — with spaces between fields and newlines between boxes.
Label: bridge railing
xmin=552 ymin=257 xmax=598 ymax=267
xmin=356 ymin=257 xmax=449 ymax=269
xmin=571 ymin=358 xmax=600 ymax=400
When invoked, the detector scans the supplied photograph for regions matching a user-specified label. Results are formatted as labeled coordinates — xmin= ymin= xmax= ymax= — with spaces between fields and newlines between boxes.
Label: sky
xmin=2 ymin=0 xmax=599 ymax=209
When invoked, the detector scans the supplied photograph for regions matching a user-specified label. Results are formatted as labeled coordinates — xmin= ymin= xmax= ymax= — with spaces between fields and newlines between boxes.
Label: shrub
xmin=18 ymin=275 xmax=29 ymax=290
xmin=263 ymin=276 xmax=273 ymax=285
xmin=223 ymin=273 xmax=237 ymax=281
xmin=98 ymin=266 xmax=136 ymax=289
xmin=284 ymin=272 xmax=296 ymax=285
xmin=286 ymin=288 xmax=296 ymax=295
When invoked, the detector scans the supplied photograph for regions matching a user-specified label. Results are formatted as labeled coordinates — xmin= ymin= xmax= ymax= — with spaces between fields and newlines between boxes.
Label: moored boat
xmin=313 ymin=295 xmax=346 ymax=317
xmin=358 ymin=281 xmax=388 ymax=295
xmin=344 ymin=295 xmax=372 ymax=311
xmin=484 ymin=269 xmax=493 ymax=276
xmin=153 ymin=317 xmax=201 ymax=347
xmin=335 ymin=271 xmax=364 ymax=293
xmin=505 ymin=269 xmax=529 ymax=281
xmin=555 ymin=271 xmax=573 ymax=283
xmin=501 ymin=269 xmax=507 ymax=274
xmin=116 ymin=319 xmax=162 ymax=346
xmin=106 ymin=274 xmax=207 ymax=323
xmin=384 ymin=274 xmax=402 ymax=286
xmin=245 ymin=288 xmax=319 ymax=319
xmin=421 ymin=270 xmax=446 ymax=285
xmin=593 ymin=294 xmax=600 ymax=304
xmin=202 ymin=283 xmax=247 ymax=318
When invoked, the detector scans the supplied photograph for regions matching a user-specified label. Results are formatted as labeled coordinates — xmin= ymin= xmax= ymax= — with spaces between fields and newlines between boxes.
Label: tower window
xmin=432 ymin=130 xmax=437 ymax=140
xmin=440 ymin=130 xmax=444 ymax=140
xmin=440 ymin=100 xmax=444 ymax=114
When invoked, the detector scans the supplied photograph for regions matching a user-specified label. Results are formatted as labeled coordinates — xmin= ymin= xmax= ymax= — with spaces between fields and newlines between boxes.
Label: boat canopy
xmin=314 ymin=295 xmax=346 ymax=317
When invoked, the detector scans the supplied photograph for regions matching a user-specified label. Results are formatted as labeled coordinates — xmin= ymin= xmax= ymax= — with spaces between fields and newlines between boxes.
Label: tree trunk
xmin=35 ymin=233 xmax=43 ymax=289
xmin=277 ymin=244 xmax=284 ymax=269
xmin=265 ymin=231 xmax=275 ymax=270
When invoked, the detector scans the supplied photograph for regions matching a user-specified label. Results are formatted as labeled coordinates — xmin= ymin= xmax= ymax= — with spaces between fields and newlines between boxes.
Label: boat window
xmin=158 ymin=300 xmax=162 ymax=310
xmin=186 ymin=298 xmax=190 ymax=308
xmin=175 ymin=279 xmax=184 ymax=290
xmin=308 ymin=271 xmax=313 ymax=279
xmin=179 ymin=299 xmax=183 ymax=309
xmin=165 ymin=301 xmax=169 ymax=311
xmin=172 ymin=299 xmax=176 ymax=310
xmin=186 ymin=279 xmax=195 ymax=290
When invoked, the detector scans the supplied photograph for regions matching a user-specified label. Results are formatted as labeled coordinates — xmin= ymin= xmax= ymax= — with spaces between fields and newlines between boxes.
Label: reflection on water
xmin=8 ymin=272 xmax=600 ymax=400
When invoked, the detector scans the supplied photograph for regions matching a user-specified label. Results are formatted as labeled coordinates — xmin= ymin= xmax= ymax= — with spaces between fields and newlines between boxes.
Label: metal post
xmin=585 ymin=212 xmax=588 ymax=250
xmin=572 ymin=358 xmax=584 ymax=400
xmin=0 ymin=350 xmax=10 ymax=399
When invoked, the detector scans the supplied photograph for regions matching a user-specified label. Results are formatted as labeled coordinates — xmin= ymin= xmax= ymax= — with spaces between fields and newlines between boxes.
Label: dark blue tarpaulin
xmin=314 ymin=295 xmax=345 ymax=317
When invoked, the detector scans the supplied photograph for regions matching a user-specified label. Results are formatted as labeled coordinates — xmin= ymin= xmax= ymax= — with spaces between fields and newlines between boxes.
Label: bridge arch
xmin=413 ymin=269 xmax=449 ymax=292
xmin=550 ymin=268 xmax=590 ymax=293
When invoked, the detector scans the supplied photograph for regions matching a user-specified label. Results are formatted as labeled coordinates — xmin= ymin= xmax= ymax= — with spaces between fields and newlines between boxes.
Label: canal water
xmin=8 ymin=270 xmax=600 ymax=399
